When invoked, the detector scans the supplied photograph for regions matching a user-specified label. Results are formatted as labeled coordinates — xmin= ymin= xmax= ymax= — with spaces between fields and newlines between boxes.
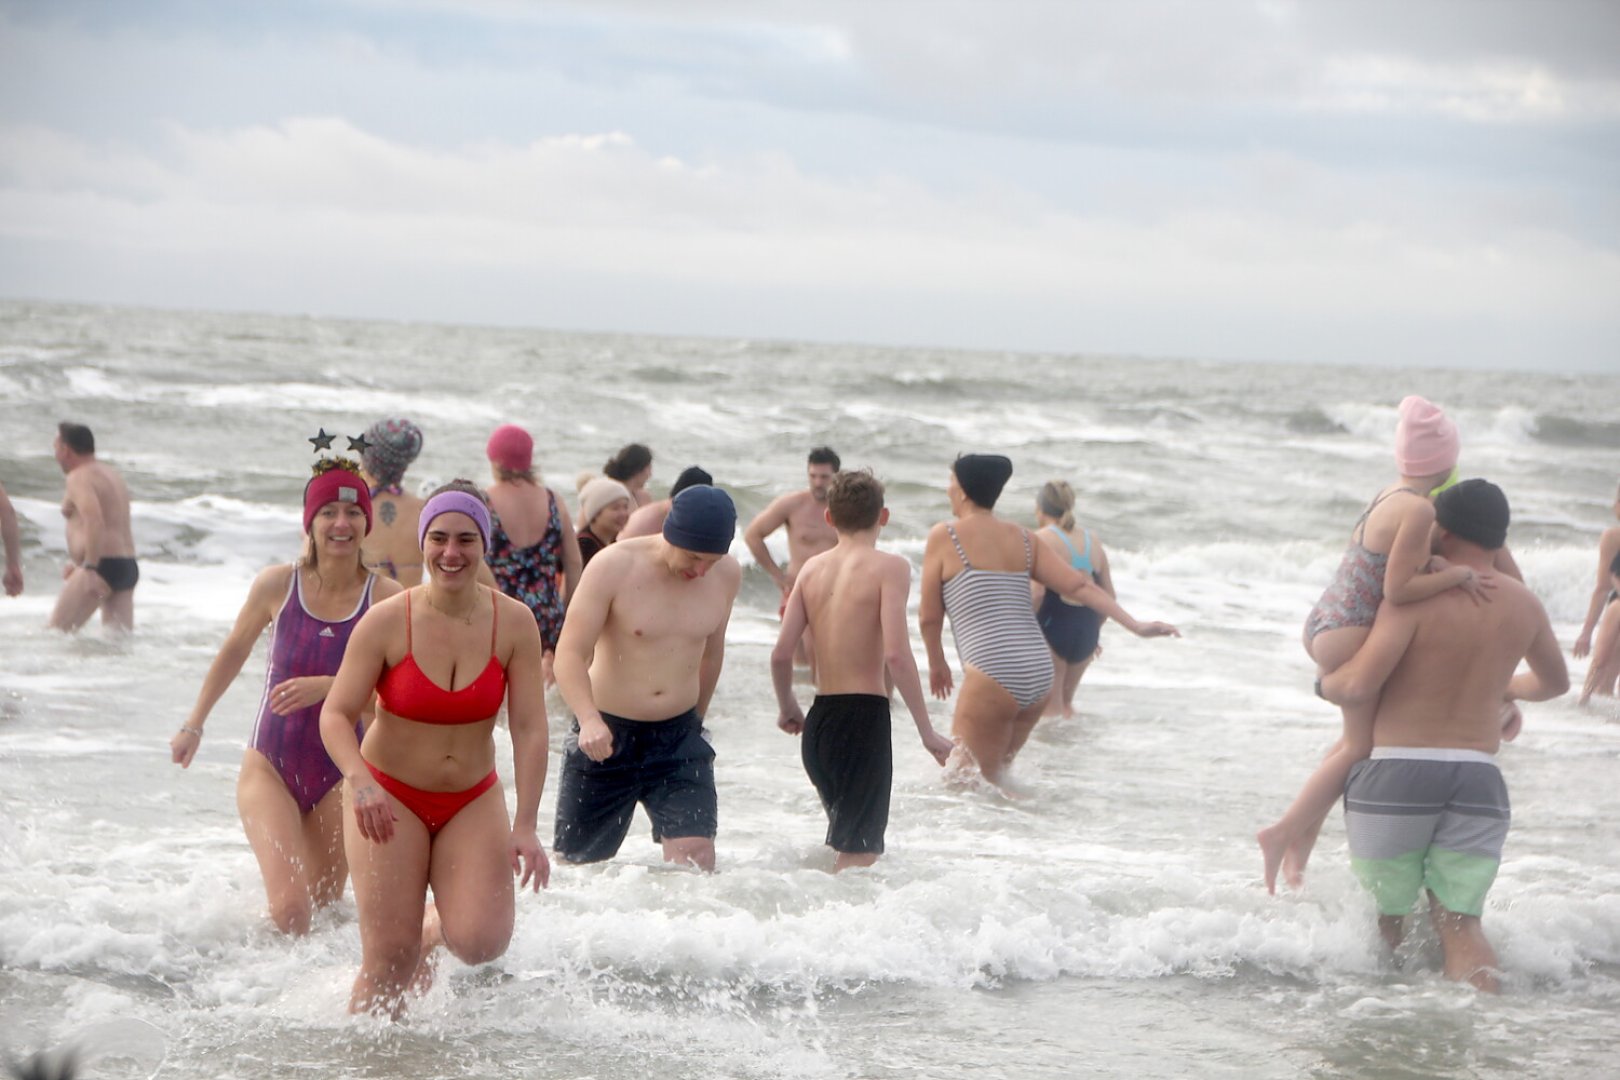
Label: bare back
xmin=363 ymin=491 xmax=426 ymax=586
xmin=62 ymin=461 xmax=134 ymax=560
xmin=796 ymin=545 xmax=901 ymax=696
xmin=938 ymin=513 xmax=1032 ymax=582
xmin=1374 ymin=579 xmax=1553 ymax=753
xmin=486 ymin=481 xmax=554 ymax=549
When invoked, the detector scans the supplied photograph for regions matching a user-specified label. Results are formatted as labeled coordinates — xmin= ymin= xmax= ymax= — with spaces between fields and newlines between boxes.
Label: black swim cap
xmin=662 ymin=485 xmax=736 ymax=554
xmin=1434 ymin=478 xmax=1509 ymax=550
xmin=953 ymin=454 xmax=1013 ymax=509
xmin=670 ymin=465 xmax=713 ymax=499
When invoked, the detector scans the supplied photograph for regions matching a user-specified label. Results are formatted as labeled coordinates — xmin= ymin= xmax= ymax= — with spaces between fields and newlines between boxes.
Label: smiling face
xmin=421 ymin=511 xmax=486 ymax=585
xmin=311 ymin=501 xmax=369 ymax=554
xmin=591 ymin=496 xmax=633 ymax=539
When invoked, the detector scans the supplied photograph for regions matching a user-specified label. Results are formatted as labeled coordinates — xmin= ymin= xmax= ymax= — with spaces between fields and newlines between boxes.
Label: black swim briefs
xmin=89 ymin=557 xmax=140 ymax=593
xmin=553 ymin=707 xmax=716 ymax=863
xmin=802 ymin=693 xmax=893 ymax=855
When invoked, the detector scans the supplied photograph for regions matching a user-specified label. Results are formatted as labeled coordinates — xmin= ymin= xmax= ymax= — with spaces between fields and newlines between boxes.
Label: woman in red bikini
xmin=321 ymin=480 xmax=550 ymax=1018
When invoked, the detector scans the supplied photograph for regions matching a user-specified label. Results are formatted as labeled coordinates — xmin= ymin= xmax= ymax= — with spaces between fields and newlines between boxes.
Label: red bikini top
xmin=376 ymin=590 xmax=507 ymax=724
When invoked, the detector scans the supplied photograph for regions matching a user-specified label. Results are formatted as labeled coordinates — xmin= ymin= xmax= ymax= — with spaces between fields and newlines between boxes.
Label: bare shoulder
xmin=874 ymin=548 xmax=913 ymax=579
xmin=247 ymin=562 xmax=296 ymax=609
xmin=371 ymin=573 xmax=406 ymax=601
xmin=1391 ymin=492 xmax=1437 ymax=525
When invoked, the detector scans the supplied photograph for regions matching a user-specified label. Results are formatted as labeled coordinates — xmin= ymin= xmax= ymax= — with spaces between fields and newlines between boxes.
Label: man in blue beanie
xmin=552 ymin=485 xmax=741 ymax=870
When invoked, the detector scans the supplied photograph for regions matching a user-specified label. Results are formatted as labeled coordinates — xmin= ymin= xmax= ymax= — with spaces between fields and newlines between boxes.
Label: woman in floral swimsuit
xmin=483 ymin=424 xmax=583 ymax=677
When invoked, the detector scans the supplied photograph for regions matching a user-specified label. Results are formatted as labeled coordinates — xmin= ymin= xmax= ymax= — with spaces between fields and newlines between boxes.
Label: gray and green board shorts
xmin=1343 ymin=747 xmax=1509 ymax=918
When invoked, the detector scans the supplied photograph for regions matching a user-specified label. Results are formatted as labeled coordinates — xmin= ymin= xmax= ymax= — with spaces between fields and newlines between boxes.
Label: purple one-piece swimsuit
xmin=249 ymin=568 xmax=375 ymax=813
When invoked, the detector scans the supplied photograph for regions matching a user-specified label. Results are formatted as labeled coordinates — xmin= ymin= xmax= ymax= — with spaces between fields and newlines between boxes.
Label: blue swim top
xmin=1044 ymin=524 xmax=1093 ymax=575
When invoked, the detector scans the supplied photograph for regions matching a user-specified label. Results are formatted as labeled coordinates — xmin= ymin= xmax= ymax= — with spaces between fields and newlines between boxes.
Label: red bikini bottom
xmin=365 ymin=761 xmax=498 ymax=836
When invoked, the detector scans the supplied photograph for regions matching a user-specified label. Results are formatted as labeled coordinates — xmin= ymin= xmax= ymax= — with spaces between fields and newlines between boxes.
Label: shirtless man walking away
xmin=772 ymin=470 xmax=952 ymax=871
xmin=744 ymin=447 xmax=840 ymax=671
xmin=552 ymin=485 xmax=742 ymax=872
xmin=49 ymin=422 xmax=138 ymax=632
xmin=1320 ymin=480 xmax=1567 ymax=992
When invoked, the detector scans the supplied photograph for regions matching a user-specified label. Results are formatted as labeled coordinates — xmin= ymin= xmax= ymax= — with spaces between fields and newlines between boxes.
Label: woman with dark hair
xmin=321 ymin=479 xmax=550 ymax=1017
xmin=172 ymin=456 xmax=402 ymax=935
xmin=604 ymin=442 xmax=655 ymax=508
xmin=919 ymin=454 xmax=1177 ymax=788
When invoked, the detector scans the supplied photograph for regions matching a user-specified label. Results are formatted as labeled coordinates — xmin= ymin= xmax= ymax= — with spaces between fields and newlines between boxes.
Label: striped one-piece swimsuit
xmin=941 ymin=524 xmax=1055 ymax=708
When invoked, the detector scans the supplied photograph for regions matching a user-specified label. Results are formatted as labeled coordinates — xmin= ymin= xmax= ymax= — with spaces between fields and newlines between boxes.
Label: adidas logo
xmin=319 ymin=627 xmax=335 ymax=638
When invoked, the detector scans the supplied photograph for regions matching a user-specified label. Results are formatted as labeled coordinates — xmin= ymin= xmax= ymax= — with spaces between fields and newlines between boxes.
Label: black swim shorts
xmin=89 ymin=557 xmax=140 ymax=593
xmin=553 ymin=708 xmax=716 ymax=863
xmin=802 ymin=693 xmax=893 ymax=855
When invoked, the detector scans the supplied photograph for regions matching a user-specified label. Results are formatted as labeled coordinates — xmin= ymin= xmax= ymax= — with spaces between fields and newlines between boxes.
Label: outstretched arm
xmin=1031 ymin=539 xmax=1177 ymax=637
xmin=171 ymin=566 xmax=285 ymax=767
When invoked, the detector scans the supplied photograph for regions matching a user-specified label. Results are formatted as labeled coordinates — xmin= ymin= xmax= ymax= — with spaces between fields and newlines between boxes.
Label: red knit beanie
xmin=303 ymin=468 xmax=373 ymax=535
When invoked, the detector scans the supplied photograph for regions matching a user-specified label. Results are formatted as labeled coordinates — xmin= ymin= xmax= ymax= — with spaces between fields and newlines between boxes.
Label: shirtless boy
xmin=1320 ymin=480 xmax=1567 ymax=991
xmin=744 ymin=447 xmax=840 ymax=670
xmin=772 ymin=470 xmax=953 ymax=871
xmin=552 ymin=485 xmax=742 ymax=871
xmin=50 ymin=422 xmax=138 ymax=631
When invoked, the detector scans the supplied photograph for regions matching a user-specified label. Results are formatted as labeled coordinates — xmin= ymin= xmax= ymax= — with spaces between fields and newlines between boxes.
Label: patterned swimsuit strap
xmin=944 ymin=523 xmax=972 ymax=569
xmin=1352 ymin=486 xmax=1426 ymax=545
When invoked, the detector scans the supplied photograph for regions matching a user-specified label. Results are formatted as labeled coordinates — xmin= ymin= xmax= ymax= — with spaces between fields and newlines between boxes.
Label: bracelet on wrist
xmin=180 ymin=725 xmax=203 ymax=737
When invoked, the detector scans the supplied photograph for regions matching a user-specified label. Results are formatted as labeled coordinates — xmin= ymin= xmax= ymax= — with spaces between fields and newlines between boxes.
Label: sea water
xmin=2 ymin=300 xmax=1617 ymax=1078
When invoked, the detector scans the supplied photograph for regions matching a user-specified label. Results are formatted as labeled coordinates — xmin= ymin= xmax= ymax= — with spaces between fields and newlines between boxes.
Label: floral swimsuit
xmin=488 ymin=488 xmax=566 ymax=652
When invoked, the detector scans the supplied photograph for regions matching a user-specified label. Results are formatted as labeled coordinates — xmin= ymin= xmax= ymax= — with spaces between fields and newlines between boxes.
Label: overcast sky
xmin=1 ymin=0 xmax=1616 ymax=372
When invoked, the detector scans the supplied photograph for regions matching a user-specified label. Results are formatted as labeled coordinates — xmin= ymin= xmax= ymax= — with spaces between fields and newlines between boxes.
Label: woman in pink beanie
xmin=483 ymin=424 xmax=583 ymax=685
xmin=1259 ymin=396 xmax=1521 ymax=894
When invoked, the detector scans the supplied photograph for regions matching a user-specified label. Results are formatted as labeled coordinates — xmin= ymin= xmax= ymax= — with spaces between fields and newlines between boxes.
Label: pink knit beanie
xmin=1394 ymin=396 xmax=1459 ymax=477
xmin=486 ymin=423 xmax=534 ymax=473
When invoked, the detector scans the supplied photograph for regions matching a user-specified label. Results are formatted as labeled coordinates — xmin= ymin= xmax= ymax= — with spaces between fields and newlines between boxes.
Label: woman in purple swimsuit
xmin=171 ymin=458 xmax=402 ymax=934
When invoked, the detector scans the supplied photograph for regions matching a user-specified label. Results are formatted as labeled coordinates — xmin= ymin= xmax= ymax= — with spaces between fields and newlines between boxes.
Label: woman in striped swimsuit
xmin=919 ymin=455 xmax=1178 ymax=788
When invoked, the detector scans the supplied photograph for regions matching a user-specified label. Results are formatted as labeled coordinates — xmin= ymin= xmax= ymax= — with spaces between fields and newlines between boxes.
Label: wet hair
xmin=604 ymin=443 xmax=653 ymax=483
xmin=670 ymin=465 xmax=713 ymax=498
xmin=827 ymin=468 xmax=884 ymax=532
xmin=1038 ymin=480 xmax=1077 ymax=531
xmin=808 ymin=446 xmax=841 ymax=470
xmin=495 ymin=465 xmax=536 ymax=484
xmin=57 ymin=422 xmax=94 ymax=455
